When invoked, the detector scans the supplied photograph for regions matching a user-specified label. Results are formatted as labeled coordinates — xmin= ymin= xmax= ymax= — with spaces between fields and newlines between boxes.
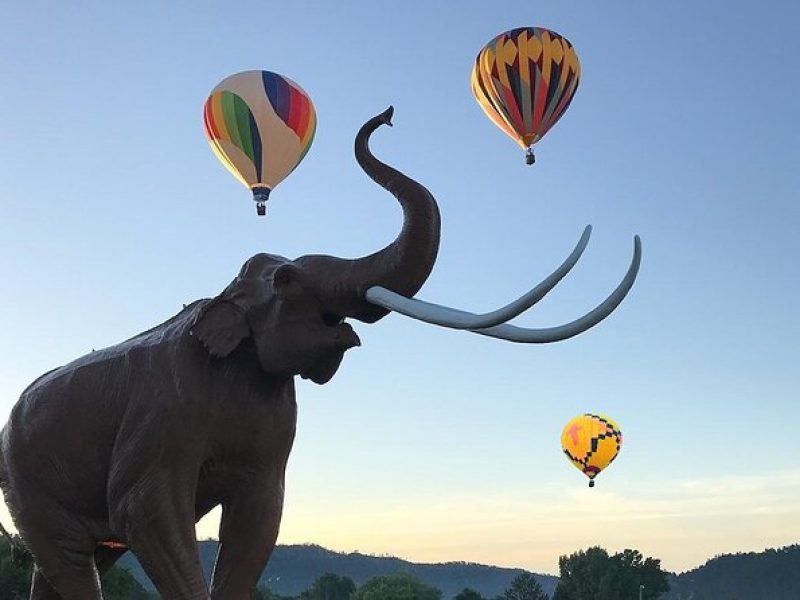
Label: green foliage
xmin=101 ymin=564 xmax=151 ymax=599
xmin=455 ymin=588 xmax=487 ymax=600
xmin=554 ymin=546 xmax=669 ymax=600
xmin=499 ymin=572 xmax=549 ymax=600
xmin=0 ymin=536 xmax=31 ymax=599
xmin=255 ymin=587 xmax=297 ymax=600
xmin=615 ymin=549 xmax=669 ymax=600
xmin=299 ymin=572 xmax=356 ymax=599
xmin=553 ymin=546 xmax=610 ymax=600
xmin=665 ymin=544 xmax=800 ymax=600
xmin=0 ymin=535 xmax=151 ymax=599
xmin=351 ymin=571 xmax=442 ymax=600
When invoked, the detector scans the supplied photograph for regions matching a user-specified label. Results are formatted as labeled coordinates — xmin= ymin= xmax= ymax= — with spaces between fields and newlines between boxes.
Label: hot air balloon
xmin=203 ymin=70 xmax=317 ymax=215
xmin=471 ymin=27 xmax=580 ymax=165
xmin=561 ymin=414 xmax=622 ymax=487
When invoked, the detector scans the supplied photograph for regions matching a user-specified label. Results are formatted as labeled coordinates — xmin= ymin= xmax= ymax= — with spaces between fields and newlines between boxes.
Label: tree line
xmin=256 ymin=548 xmax=670 ymax=600
xmin=255 ymin=571 xmax=550 ymax=600
xmin=0 ymin=535 xmax=670 ymax=599
xmin=664 ymin=544 xmax=800 ymax=600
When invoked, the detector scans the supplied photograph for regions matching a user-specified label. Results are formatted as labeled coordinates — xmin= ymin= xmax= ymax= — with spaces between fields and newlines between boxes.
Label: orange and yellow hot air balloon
xmin=471 ymin=27 xmax=580 ymax=164
xmin=203 ymin=70 xmax=317 ymax=215
xmin=561 ymin=414 xmax=622 ymax=487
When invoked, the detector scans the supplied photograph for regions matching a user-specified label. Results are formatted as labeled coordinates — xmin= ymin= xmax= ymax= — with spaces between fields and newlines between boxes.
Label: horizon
xmin=191 ymin=538 xmax=799 ymax=578
xmin=1 ymin=0 xmax=798 ymax=577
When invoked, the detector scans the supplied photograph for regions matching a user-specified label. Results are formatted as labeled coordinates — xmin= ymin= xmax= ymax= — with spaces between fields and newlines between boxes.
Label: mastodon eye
xmin=322 ymin=312 xmax=344 ymax=327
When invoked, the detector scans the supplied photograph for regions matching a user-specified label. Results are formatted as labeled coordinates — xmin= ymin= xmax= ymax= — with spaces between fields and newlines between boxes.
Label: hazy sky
xmin=1 ymin=1 xmax=798 ymax=576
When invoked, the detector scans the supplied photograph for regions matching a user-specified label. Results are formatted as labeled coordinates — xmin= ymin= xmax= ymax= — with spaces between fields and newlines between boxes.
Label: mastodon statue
xmin=0 ymin=107 xmax=640 ymax=599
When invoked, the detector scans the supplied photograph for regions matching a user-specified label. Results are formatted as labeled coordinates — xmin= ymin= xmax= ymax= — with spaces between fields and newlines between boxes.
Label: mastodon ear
xmin=190 ymin=300 xmax=249 ymax=358
xmin=272 ymin=263 xmax=304 ymax=297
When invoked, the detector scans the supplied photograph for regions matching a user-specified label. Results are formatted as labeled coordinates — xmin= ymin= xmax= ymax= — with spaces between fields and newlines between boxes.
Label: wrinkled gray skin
xmin=0 ymin=107 xmax=440 ymax=599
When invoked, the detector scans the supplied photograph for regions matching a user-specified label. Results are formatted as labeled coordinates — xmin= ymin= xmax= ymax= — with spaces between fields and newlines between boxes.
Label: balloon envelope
xmin=203 ymin=70 xmax=316 ymax=208
xmin=471 ymin=27 xmax=580 ymax=158
xmin=561 ymin=414 xmax=622 ymax=486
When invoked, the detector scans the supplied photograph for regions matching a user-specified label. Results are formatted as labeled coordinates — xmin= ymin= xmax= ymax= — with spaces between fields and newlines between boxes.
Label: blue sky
xmin=1 ymin=1 xmax=798 ymax=575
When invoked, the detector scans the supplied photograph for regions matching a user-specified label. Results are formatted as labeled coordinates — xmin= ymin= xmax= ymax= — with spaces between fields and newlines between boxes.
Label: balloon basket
xmin=525 ymin=148 xmax=535 ymax=165
xmin=589 ymin=480 xmax=595 ymax=488
xmin=252 ymin=188 xmax=271 ymax=217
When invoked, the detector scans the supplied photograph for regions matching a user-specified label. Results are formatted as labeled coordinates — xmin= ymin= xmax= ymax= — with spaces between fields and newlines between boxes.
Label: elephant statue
xmin=0 ymin=107 xmax=640 ymax=599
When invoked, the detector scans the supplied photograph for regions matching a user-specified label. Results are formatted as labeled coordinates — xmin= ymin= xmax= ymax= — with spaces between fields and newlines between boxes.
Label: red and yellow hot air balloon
xmin=203 ymin=70 xmax=317 ymax=215
xmin=471 ymin=27 xmax=580 ymax=164
xmin=561 ymin=414 xmax=622 ymax=487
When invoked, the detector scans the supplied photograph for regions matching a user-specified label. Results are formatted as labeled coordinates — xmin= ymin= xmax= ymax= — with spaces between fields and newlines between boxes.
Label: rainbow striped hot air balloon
xmin=471 ymin=27 xmax=580 ymax=165
xmin=203 ymin=70 xmax=316 ymax=215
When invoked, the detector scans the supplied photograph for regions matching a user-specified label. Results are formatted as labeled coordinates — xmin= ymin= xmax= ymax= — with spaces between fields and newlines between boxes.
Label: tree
xmin=255 ymin=588 xmax=296 ymax=600
xmin=301 ymin=572 xmax=356 ymax=600
xmin=0 ymin=535 xmax=150 ymax=599
xmin=0 ymin=535 xmax=31 ymax=599
xmin=101 ymin=565 xmax=151 ymax=599
xmin=614 ymin=549 xmax=670 ymax=600
xmin=351 ymin=571 xmax=442 ymax=600
xmin=553 ymin=547 xmax=612 ymax=600
xmin=500 ymin=573 xmax=549 ymax=600
xmin=454 ymin=589 xmax=487 ymax=600
xmin=554 ymin=546 xmax=669 ymax=600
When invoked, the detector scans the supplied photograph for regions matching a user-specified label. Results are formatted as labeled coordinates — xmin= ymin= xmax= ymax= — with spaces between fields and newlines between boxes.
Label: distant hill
xmin=665 ymin=545 xmax=800 ymax=600
xmin=118 ymin=542 xmax=558 ymax=598
xmin=116 ymin=542 xmax=800 ymax=599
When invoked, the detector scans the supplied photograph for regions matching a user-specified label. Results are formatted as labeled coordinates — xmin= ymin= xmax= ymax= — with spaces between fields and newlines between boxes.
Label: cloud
xmin=269 ymin=469 xmax=800 ymax=573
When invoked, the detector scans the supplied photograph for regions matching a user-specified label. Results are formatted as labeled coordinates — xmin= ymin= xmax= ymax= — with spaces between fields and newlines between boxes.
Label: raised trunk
xmin=296 ymin=107 xmax=441 ymax=323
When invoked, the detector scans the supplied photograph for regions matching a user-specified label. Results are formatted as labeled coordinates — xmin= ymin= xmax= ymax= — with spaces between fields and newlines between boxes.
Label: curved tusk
xmin=364 ymin=226 xmax=592 ymax=329
xmin=472 ymin=235 xmax=642 ymax=343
